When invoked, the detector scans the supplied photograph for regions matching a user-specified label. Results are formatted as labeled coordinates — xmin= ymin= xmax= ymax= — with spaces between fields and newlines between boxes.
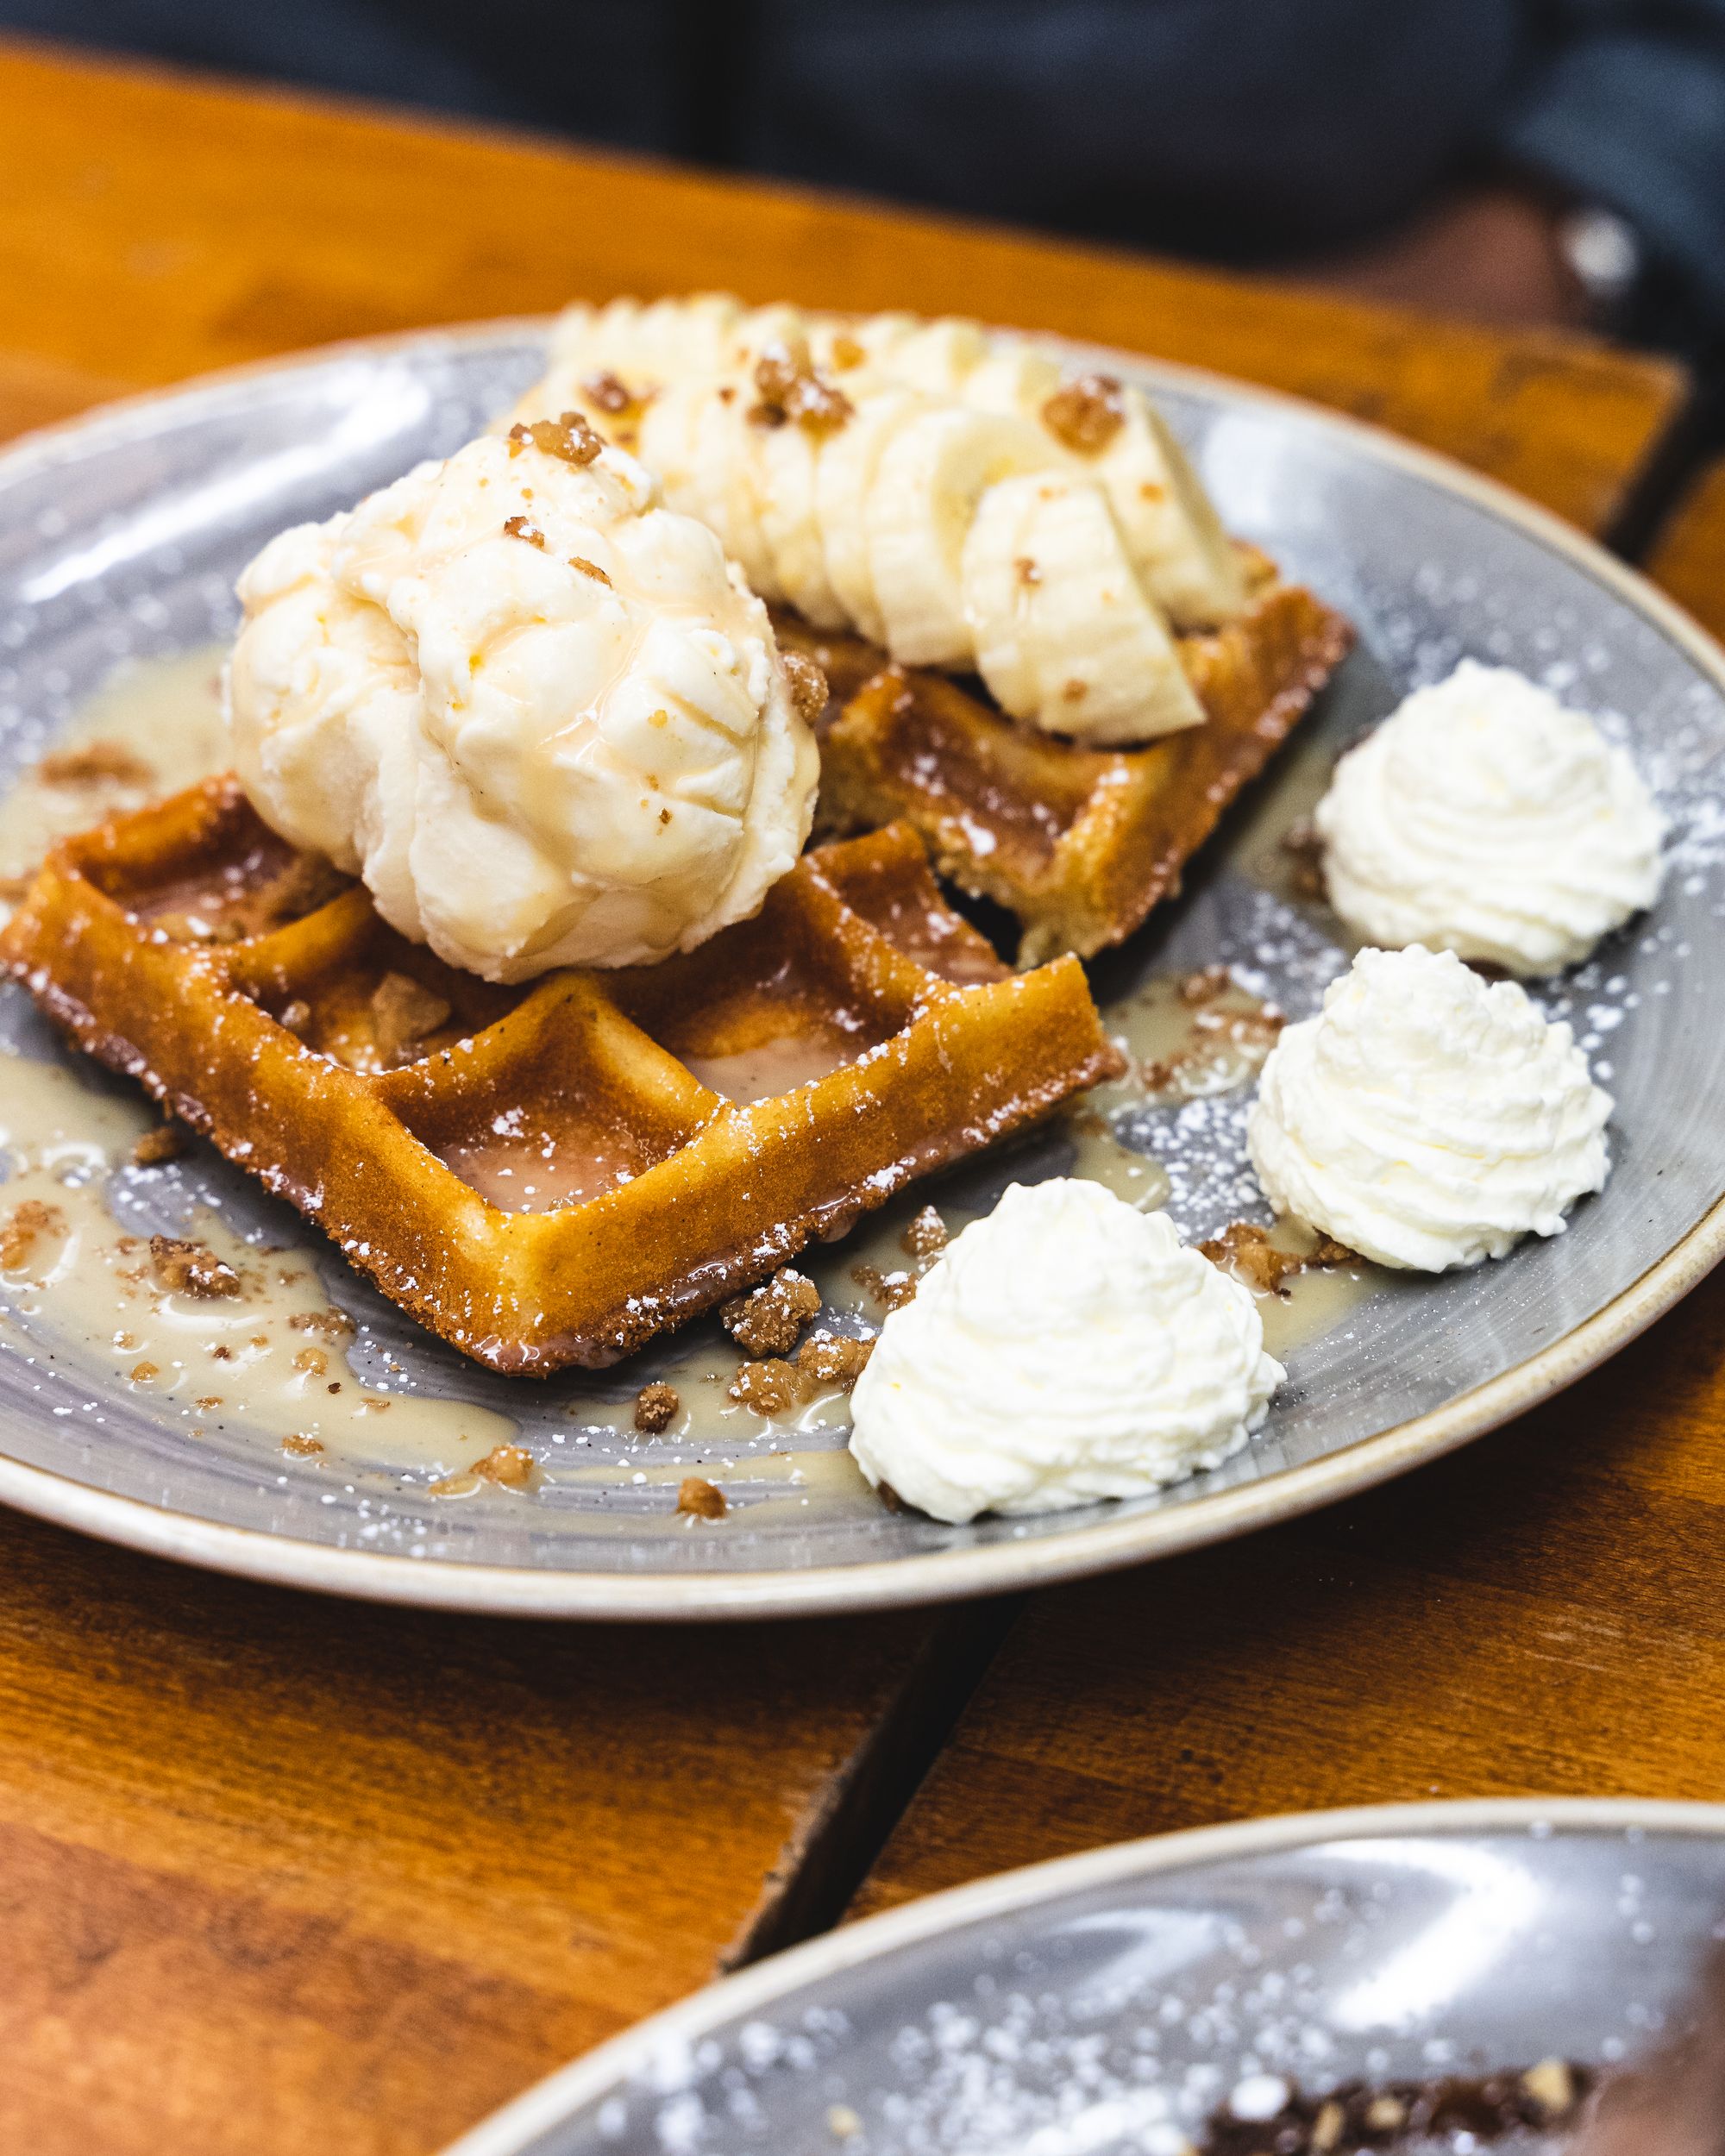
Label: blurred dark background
xmin=6 ymin=0 xmax=1725 ymax=354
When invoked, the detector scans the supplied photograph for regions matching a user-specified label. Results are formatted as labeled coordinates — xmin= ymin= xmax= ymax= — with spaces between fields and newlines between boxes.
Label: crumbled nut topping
xmin=781 ymin=649 xmax=830 ymax=724
xmin=727 ymin=1357 xmax=804 ymax=1416
xmin=900 ymin=1205 xmax=948 ymax=1260
xmin=150 ymin=1234 xmax=242 ymax=1298
xmin=727 ymin=1326 xmax=875 ymax=1417
xmin=291 ymin=1307 xmax=354 ymax=1338
xmin=828 ymin=333 xmax=866 ymax=371
xmin=1041 ymin=372 xmax=1127 ymax=454
xmin=292 ymin=1347 xmax=328 ymax=1376
xmin=35 ymin=740 xmax=156 ymax=787
xmin=796 ymin=1329 xmax=873 ymax=1390
xmin=581 ymin=370 xmax=638 ymax=415
xmin=1 ymin=1198 xmax=64 ymax=1271
xmin=749 ymin=343 xmax=854 ymax=436
xmin=1198 ymin=1220 xmax=1354 ymax=1296
xmin=508 ymin=411 xmax=605 ymax=467
xmin=1014 ymin=555 xmax=1042 ymax=586
xmin=371 ymin=971 xmax=452 ymax=1065
xmin=131 ymin=1120 xmax=189 ymax=1167
xmin=852 ymin=1263 xmax=917 ymax=1312
xmin=634 ymin=1381 xmax=681 ymax=1433
xmin=677 ymin=1475 xmax=728 ymax=1520
xmin=569 ymin=555 xmax=613 ymax=586
xmin=722 ymin=1265 xmax=821 ymax=1357
xmin=1177 ymin=963 xmax=1233 ymax=1006
xmin=1282 ymin=816 xmax=1328 ymax=900
xmin=129 ymin=1361 xmax=160 ymax=1384
xmin=473 ymin=1442 xmax=536 ymax=1489
xmin=281 ymin=1433 xmax=324 ymax=1457
xmin=504 ymin=513 xmax=547 ymax=549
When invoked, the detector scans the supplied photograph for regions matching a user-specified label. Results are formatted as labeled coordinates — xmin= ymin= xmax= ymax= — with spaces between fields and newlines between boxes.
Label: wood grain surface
xmin=0 ymin=36 xmax=1686 ymax=534
xmin=0 ymin=33 xmax=1714 ymax=2156
xmin=0 ymin=1507 xmax=990 ymax=2156
xmin=1649 ymin=457 xmax=1725 ymax=641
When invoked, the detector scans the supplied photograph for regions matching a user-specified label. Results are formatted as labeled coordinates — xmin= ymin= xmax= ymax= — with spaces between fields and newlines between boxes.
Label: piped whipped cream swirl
xmin=1315 ymin=661 xmax=1665 ymax=975
xmin=848 ymin=1178 xmax=1282 ymax=1522
xmin=1247 ymin=944 xmax=1612 ymax=1271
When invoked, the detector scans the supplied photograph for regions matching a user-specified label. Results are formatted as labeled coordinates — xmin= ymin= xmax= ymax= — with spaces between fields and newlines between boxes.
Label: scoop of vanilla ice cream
xmin=1315 ymin=661 xmax=1664 ymax=975
xmin=847 ymin=1179 xmax=1283 ymax=1522
xmin=225 ymin=423 xmax=819 ymax=981
xmin=1247 ymin=944 xmax=1612 ymax=1271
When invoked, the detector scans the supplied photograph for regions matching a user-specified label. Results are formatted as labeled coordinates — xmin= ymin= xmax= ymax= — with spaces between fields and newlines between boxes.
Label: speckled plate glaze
xmin=1 ymin=323 xmax=1723 ymax=1618
xmin=448 ymin=1798 xmax=1725 ymax=2155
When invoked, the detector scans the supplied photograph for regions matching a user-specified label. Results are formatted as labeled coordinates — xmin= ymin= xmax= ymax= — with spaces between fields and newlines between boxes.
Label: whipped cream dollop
xmin=1247 ymin=944 xmax=1612 ymax=1271
xmin=848 ymin=1179 xmax=1282 ymax=1522
xmin=1315 ymin=661 xmax=1665 ymax=975
xmin=225 ymin=418 xmax=819 ymax=981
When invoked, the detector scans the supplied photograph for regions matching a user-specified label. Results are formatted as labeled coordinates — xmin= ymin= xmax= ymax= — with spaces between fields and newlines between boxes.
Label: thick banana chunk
xmin=866 ymin=405 xmax=1060 ymax=666
xmin=963 ymin=472 xmax=1204 ymax=744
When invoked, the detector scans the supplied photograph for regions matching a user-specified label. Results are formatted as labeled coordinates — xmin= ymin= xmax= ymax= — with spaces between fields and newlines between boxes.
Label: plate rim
xmin=442 ymin=1792 xmax=1725 ymax=2156
xmin=2 ymin=317 xmax=1722 ymax=1620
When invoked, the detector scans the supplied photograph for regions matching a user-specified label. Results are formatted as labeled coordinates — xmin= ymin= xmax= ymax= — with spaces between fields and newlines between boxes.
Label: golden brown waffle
xmin=781 ymin=565 xmax=1352 ymax=965
xmin=3 ymin=780 xmax=1121 ymax=1374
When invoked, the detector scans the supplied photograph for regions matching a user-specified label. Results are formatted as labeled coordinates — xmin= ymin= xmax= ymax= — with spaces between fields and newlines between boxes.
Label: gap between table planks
xmin=0 ymin=33 xmax=1711 ymax=2156
xmin=850 ymin=490 xmax=1725 ymax=1923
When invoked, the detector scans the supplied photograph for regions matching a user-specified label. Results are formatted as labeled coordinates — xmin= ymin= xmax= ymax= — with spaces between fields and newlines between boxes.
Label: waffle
xmin=781 ymin=561 xmax=1352 ymax=965
xmin=3 ymin=780 xmax=1121 ymax=1374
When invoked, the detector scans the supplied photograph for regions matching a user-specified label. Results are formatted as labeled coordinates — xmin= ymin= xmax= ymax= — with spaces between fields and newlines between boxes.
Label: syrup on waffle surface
xmin=2 ymin=780 xmax=1120 ymax=1374
xmin=778 ymin=563 xmax=1352 ymax=965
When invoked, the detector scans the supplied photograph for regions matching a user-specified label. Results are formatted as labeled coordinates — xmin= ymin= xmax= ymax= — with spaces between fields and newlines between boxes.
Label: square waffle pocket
xmin=3 ymin=780 xmax=1121 ymax=1374
xmin=786 ymin=564 xmax=1352 ymax=966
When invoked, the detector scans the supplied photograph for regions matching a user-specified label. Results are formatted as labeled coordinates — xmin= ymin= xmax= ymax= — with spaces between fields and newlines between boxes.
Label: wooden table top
xmin=0 ymin=36 xmax=1721 ymax=2156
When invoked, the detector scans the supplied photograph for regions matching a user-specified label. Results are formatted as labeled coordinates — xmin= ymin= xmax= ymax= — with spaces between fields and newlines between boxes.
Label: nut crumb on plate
xmin=722 ymin=1266 xmax=821 ymax=1357
xmin=677 ymin=1475 xmax=727 ymax=1520
xmin=634 ymin=1381 xmax=681 ymax=1433
xmin=150 ymin=1234 xmax=242 ymax=1298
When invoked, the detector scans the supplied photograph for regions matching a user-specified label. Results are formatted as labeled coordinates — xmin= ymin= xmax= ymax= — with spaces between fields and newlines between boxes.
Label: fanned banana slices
xmin=509 ymin=294 xmax=1248 ymax=747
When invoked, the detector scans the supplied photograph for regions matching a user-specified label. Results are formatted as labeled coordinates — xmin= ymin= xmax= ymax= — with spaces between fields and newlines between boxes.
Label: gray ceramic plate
xmin=1 ymin=323 xmax=1723 ymax=1618
xmin=448 ymin=1797 xmax=1725 ymax=2155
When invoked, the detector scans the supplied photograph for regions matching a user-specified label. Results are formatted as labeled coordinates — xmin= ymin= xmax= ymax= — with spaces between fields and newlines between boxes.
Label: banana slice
xmin=866 ymin=405 xmax=1058 ymax=666
xmin=884 ymin=316 xmax=988 ymax=398
xmin=1076 ymin=383 xmax=1246 ymax=630
xmin=813 ymin=386 xmax=925 ymax=646
xmin=962 ymin=471 xmax=1203 ymax=744
xmin=742 ymin=341 xmax=852 ymax=628
xmin=962 ymin=343 xmax=1064 ymax=421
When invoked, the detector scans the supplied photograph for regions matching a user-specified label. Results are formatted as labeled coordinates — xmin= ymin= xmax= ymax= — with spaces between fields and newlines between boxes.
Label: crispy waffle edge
xmin=1 ymin=787 xmax=1123 ymax=1375
xmin=793 ymin=576 xmax=1354 ymax=965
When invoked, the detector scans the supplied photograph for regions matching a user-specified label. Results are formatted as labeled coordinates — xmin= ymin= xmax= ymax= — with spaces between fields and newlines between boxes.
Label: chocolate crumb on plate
xmin=1200 ymin=2061 xmax=1590 ymax=2153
